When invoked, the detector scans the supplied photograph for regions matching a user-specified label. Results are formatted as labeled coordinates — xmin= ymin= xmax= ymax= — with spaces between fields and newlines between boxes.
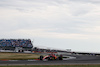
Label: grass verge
xmin=0 ymin=52 xmax=40 ymax=60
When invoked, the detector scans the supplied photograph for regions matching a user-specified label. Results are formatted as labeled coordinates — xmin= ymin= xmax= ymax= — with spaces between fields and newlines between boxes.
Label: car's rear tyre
xmin=40 ymin=55 xmax=43 ymax=60
xmin=58 ymin=55 xmax=63 ymax=60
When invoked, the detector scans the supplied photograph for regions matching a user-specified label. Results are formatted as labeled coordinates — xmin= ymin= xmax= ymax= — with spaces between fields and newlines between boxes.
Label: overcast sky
xmin=0 ymin=0 xmax=100 ymax=52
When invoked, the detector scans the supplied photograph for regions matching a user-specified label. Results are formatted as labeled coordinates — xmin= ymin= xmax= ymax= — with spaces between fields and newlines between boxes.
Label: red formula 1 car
xmin=39 ymin=53 xmax=63 ymax=61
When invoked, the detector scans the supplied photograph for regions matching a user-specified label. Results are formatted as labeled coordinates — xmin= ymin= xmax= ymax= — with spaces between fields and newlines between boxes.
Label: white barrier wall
xmin=0 ymin=50 xmax=14 ymax=52
xmin=57 ymin=52 xmax=72 ymax=55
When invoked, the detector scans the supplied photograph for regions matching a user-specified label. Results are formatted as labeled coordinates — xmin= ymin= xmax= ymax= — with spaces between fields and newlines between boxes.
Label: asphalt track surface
xmin=1 ymin=55 xmax=100 ymax=65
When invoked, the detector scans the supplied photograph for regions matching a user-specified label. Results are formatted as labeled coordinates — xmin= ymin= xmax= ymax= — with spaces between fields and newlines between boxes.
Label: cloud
xmin=1 ymin=0 xmax=99 ymax=18
xmin=2 ymin=28 xmax=100 ymax=40
xmin=68 ymin=1 xmax=99 ymax=16
xmin=80 ymin=26 xmax=100 ymax=34
xmin=4 ymin=29 xmax=88 ymax=39
xmin=70 ymin=0 xmax=100 ymax=4
xmin=0 ymin=0 xmax=100 ymax=39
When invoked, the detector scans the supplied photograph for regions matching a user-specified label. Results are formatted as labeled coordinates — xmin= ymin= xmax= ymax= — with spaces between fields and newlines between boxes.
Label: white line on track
xmin=63 ymin=56 xmax=76 ymax=60
xmin=28 ymin=60 xmax=38 ymax=61
xmin=9 ymin=60 xmax=18 ymax=61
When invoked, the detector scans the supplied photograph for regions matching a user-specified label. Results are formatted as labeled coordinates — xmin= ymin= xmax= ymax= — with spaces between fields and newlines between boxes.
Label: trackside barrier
xmin=32 ymin=51 xmax=57 ymax=54
xmin=57 ymin=52 xmax=72 ymax=55
xmin=0 ymin=50 xmax=14 ymax=52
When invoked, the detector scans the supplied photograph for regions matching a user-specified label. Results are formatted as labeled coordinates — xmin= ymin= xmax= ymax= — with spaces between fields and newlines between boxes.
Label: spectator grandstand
xmin=0 ymin=39 xmax=33 ymax=52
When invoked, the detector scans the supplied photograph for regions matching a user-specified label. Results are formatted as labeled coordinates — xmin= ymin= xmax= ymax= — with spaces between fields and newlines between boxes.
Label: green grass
xmin=0 ymin=52 xmax=40 ymax=60
xmin=1 ymin=65 xmax=100 ymax=67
